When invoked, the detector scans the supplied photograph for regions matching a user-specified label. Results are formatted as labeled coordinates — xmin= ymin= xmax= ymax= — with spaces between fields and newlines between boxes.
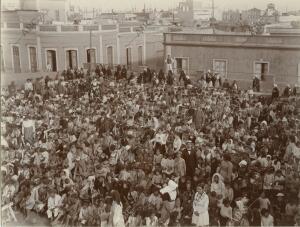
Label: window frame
xmin=27 ymin=45 xmax=38 ymax=72
xmin=126 ymin=47 xmax=133 ymax=69
xmin=11 ymin=44 xmax=21 ymax=73
xmin=45 ymin=48 xmax=58 ymax=72
xmin=85 ymin=47 xmax=97 ymax=64
xmin=174 ymin=57 xmax=189 ymax=75
xmin=64 ymin=47 xmax=79 ymax=70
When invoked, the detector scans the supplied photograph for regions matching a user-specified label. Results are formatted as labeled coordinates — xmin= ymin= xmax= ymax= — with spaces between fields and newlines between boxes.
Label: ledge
xmin=163 ymin=41 xmax=300 ymax=50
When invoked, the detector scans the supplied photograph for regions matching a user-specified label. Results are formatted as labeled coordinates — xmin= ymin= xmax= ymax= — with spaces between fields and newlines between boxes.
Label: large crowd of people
xmin=1 ymin=64 xmax=300 ymax=227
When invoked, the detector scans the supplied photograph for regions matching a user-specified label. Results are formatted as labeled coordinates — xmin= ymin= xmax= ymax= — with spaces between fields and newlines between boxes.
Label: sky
xmin=69 ymin=0 xmax=300 ymax=12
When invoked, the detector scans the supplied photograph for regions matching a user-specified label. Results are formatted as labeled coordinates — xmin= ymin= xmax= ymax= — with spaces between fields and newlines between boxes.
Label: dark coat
xmin=182 ymin=149 xmax=197 ymax=177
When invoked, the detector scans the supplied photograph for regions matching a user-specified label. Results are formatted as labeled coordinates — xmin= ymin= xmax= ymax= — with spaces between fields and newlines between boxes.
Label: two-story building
xmin=1 ymin=7 xmax=165 ymax=78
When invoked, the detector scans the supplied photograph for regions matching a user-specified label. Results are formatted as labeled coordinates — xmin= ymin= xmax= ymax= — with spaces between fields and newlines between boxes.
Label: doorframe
xmin=174 ymin=57 xmax=189 ymax=75
xmin=106 ymin=45 xmax=114 ymax=66
xmin=85 ymin=46 xmax=98 ymax=64
xmin=126 ymin=46 xmax=133 ymax=68
xmin=64 ymin=47 xmax=79 ymax=70
xmin=45 ymin=48 xmax=58 ymax=71
xmin=253 ymin=60 xmax=270 ymax=79
xmin=11 ymin=44 xmax=21 ymax=73
xmin=27 ymin=45 xmax=38 ymax=72
xmin=213 ymin=58 xmax=228 ymax=78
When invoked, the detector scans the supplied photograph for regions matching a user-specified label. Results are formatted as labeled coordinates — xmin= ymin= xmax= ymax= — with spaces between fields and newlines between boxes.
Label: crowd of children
xmin=1 ymin=65 xmax=300 ymax=226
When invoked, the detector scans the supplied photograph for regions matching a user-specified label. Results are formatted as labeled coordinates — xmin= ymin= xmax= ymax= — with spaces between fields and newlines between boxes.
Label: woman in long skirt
xmin=192 ymin=184 xmax=210 ymax=227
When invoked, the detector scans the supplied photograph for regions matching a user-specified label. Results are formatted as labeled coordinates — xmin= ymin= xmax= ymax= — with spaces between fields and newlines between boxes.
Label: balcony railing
xmin=101 ymin=24 xmax=117 ymax=30
xmin=61 ymin=25 xmax=79 ymax=32
xmin=1 ymin=22 xmax=166 ymax=34
xmin=83 ymin=25 xmax=99 ymax=31
xmin=119 ymin=27 xmax=131 ymax=32
xmin=39 ymin=25 xmax=57 ymax=32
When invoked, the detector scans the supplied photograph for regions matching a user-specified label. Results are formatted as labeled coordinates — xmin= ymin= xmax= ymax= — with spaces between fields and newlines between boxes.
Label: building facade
xmin=177 ymin=0 xmax=212 ymax=27
xmin=241 ymin=8 xmax=262 ymax=25
xmin=222 ymin=10 xmax=241 ymax=24
xmin=1 ymin=20 xmax=164 ymax=75
xmin=164 ymin=32 xmax=300 ymax=88
xmin=261 ymin=3 xmax=280 ymax=25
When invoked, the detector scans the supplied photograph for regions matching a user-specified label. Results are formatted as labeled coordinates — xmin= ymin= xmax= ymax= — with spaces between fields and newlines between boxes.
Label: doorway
xmin=126 ymin=47 xmax=132 ymax=69
xmin=46 ymin=50 xmax=57 ymax=71
xmin=29 ymin=47 xmax=37 ymax=72
xmin=12 ymin=46 xmax=21 ymax=73
xmin=86 ymin=48 xmax=96 ymax=64
xmin=66 ymin=50 xmax=78 ymax=69
xmin=175 ymin=57 xmax=189 ymax=74
xmin=254 ymin=61 xmax=269 ymax=81
xmin=138 ymin=46 xmax=143 ymax=66
xmin=107 ymin=46 xmax=113 ymax=67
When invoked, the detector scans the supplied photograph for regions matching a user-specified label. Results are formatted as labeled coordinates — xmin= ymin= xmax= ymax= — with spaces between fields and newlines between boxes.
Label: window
xmin=66 ymin=50 xmax=78 ymax=69
xmin=175 ymin=58 xmax=189 ymax=74
xmin=1 ymin=45 xmax=4 ymax=72
xmin=138 ymin=46 xmax=143 ymax=66
xmin=29 ymin=47 xmax=37 ymax=72
xmin=213 ymin=59 xmax=227 ymax=79
xmin=86 ymin=48 xmax=96 ymax=64
xmin=254 ymin=61 xmax=269 ymax=81
xmin=126 ymin=48 xmax=132 ymax=69
xmin=107 ymin=46 xmax=113 ymax=67
xmin=12 ymin=46 xmax=21 ymax=73
xmin=46 ymin=50 xmax=57 ymax=71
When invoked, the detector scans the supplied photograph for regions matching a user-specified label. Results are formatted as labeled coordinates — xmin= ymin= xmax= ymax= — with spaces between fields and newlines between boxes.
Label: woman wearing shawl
xmin=211 ymin=173 xmax=226 ymax=206
xmin=192 ymin=184 xmax=209 ymax=226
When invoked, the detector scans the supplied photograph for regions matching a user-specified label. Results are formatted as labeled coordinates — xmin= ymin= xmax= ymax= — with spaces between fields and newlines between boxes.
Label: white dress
xmin=192 ymin=192 xmax=209 ymax=226
xmin=111 ymin=201 xmax=125 ymax=227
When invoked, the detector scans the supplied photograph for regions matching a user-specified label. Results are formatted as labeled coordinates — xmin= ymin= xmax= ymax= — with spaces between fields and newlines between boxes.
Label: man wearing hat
xmin=182 ymin=140 xmax=197 ymax=178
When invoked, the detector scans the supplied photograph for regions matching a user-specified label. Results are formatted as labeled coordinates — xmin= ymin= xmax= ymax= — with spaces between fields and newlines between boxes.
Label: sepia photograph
xmin=1 ymin=0 xmax=300 ymax=226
